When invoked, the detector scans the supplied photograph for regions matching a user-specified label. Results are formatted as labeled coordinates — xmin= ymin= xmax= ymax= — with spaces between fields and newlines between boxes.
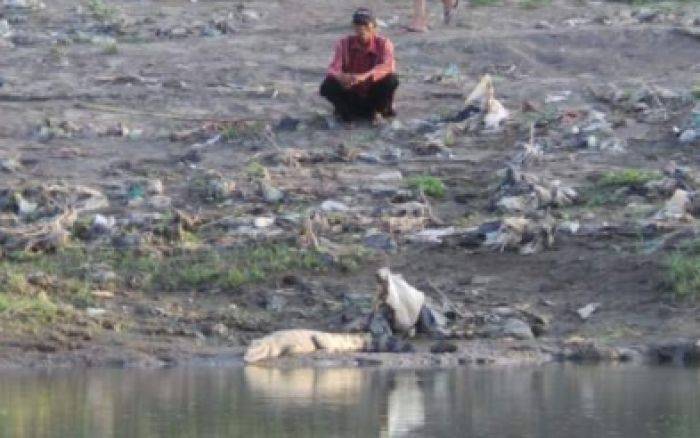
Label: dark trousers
xmin=320 ymin=74 xmax=399 ymax=121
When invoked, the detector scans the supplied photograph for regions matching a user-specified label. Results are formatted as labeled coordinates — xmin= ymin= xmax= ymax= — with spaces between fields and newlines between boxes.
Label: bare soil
xmin=1 ymin=0 xmax=700 ymax=368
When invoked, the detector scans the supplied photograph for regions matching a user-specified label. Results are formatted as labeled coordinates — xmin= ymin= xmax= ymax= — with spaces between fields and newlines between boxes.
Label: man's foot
xmin=371 ymin=112 xmax=386 ymax=127
xmin=381 ymin=107 xmax=397 ymax=119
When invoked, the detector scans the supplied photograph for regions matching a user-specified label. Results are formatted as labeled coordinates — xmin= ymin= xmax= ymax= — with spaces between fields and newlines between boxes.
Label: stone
xmin=209 ymin=322 xmax=228 ymax=338
xmin=471 ymin=275 xmax=495 ymax=286
xmin=0 ymin=19 xmax=11 ymax=39
xmin=265 ymin=294 xmax=287 ymax=313
xmin=321 ymin=200 xmax=349 ymax=212
xmin=430 ymin=340 xmax=458 ymax=354
xmin=502 ymin=318 xmax=534 ymax=340
xmin=91 ymin=214 xmax=116 ymax=235
xmin=148 ymin=195 xmax=172 ymax=210
xmin=86 ymin=308 xmax=107 ymax=318
xmin=260 ymin=182 xmax=284 ymax=204
xmin=91 ymin=290 xmax=115 ymax=299
xmin=253 ymin=216 xmax=275 ymax=228
xmin=0 ymin=157 xmax=21 ymax=172
xmin=364 ymin=232 xmax=397 ymax=253
xmin=241 ymin=9 xmax=262 ymax=22
xmin=679 ymin=129 xmax=697 ymax=144
xmin=577 ymin=302 xmax=601 ymax=320
xmin=90 ymin=269 xmax=117 ymax=287
xmin=493 ymin=306 xmax=517 ymax=317
xmin=145 ymin=179 xmax=164 ymax=195
xmin=15 ymin=194 xmax=37 ymax=217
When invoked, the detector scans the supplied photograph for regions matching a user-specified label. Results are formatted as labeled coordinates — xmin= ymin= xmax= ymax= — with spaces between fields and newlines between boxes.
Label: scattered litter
xmin=577 ymin=303 xmax=601 ymax=321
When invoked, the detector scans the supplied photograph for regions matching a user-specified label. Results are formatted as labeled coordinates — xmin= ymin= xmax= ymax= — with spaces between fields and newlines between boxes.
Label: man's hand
xmin=336 ymin=73 xmax=354 ymax=89
xmin=337 ymin=72 xmax=371 ymax=89
xmin=349 ymin=72 xmax=371 ymax=87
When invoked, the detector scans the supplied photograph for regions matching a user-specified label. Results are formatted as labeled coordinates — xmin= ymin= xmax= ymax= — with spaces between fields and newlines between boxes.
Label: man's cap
xmin=352 ymin=8 xmax=375 ymax=26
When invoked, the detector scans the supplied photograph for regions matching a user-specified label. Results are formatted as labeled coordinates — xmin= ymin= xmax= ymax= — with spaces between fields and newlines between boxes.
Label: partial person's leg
xmin=442 ymin=0 xmax=458 ymax=24
xmin=408 ymin=0 xmax=428 ymax=32
xmin=320 ymin=76 xmax=354 ymax=121
xmin=366 ymin=74 xmax=399 ymax=118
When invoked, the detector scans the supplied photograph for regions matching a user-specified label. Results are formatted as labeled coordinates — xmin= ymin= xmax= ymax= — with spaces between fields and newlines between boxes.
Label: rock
xmin=635 ymin=9 xmax=661 ymax=23
xmin=145 ymin=179 xmax=164 ymax=195
xmin=265 ymin=294 xmax=287 ymax=313
xmin=276 ymin=116 xmax=300 ymax=132
xmin=679 ymin=129 xmax=697 ymax=144
xmin=493 ymin=306 xmax=517 ymax=317
xmin=406 ymin=227 xmax=457 ymax=244
xmin=203 ymin=322 xmax=229 ymax=338
xmin=90 ymin=269 xmax=117 ymax=287
xmin=496 ymin=195 xmax=533 ymax=214
xmin=430 ymin=340 xmax=458 ymax=354
xmin=321 ymin=200 xmax=349 ymax=212
xmin=654 ymin=189 xmax=692 ymax=221
xmin=86 ymin=308 xmax=107 ymax=318
xmin=577 ymin=302 xmax=601 ymax=320
xmin=260 ymin=182 xmax=284 ymax=204
xmin=15 ymin=194 xmax=37 ymax=217
xmin=0 ymin=157 xmax=21 ymax=172
xmin=0 ymin=19 xmax=11 ymax=39
xmin=91 ymin=290 xmax=114 ymax=299
xmin=364 ymin=232 xmax=397 ymax=253
xmin=148 ymin=195 xmax=172 ymax=210
xmin=502 ymin=318 xmax=534 ymax=340
xmin=91 ymin=214 xmax=116 ymax=235
xmin=241 ymin=9 xmax=262 ymax=22
xmin=470 ymin=275 xmax=495 ymax=286
xmin=253 ymin=216 xmax=275 ymax=228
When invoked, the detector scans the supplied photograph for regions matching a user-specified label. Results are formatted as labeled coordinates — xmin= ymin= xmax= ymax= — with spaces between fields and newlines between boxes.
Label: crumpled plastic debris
xmin=375 ymin=267 xmax=426 ymax=333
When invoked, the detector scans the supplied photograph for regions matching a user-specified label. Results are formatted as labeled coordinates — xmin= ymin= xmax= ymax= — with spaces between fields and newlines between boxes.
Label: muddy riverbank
xmin=1 ymin=0 xmax=700 ymax=368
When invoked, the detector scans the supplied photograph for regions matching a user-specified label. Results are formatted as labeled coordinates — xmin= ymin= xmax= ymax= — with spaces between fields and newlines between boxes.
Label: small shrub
xmin=470 ymin=0 xmax=501 ymax=6
xmin=665 ymin=253 xmax=700 ymax=300
xmin=519 ymin=0 xmax=551 ymax=9
xmin=86 ymin=0 xmax=117 ymax=22
xmin=102 ymin=43 xmax=119 ymax=55
xmin=597 ymin=168 xmax=662 ymax=189
xmin=407 ymin=175 xmax=446 ymax=198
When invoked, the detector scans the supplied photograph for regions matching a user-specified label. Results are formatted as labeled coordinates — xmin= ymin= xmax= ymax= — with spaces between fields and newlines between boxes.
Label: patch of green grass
xmin=693 ymin=84 xmax=700 ymax=100
xmin=407 ymin=175 xmax=446 ymax=199
xmin=102 ymin=42 xmax=119 ymax=55
xmin=665 ymin=253 xmax=700 ymax=300
xmin=147 ymin=244 xmax=325 ymax=292
xmin=86 ymin=0 xmax=118 ymax=23
xmin=0 ymin=293 xmax=59 ymax=322
xmin=469 ymin=0 xmax=501 ymax=6
xmin=245 ymin=162 xmax=268 ymax=180
xmin=580 ymin=169 xmax=661 ymax=207
xmin=597 ymin=168 xmax=662 ymax=188
xmin=519 ymin=0 xmax=551 ymax=9
xmin=0 ymin=242 xmax=327 ymax=300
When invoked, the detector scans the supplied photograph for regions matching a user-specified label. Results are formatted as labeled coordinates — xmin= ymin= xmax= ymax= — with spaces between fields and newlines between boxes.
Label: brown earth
xmin=1 ymin=0 xmax=700 ymax=368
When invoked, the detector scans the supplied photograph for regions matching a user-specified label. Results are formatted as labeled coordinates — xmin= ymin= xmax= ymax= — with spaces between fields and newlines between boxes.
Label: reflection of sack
xmin=244 ymin=329 xmax=369 ymax=363
xmin=376 ymin=268 xmax=425 ymax=333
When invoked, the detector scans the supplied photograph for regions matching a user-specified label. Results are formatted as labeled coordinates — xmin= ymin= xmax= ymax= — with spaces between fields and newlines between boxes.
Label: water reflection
xmin=0 ymin=365 xmax=699 ymax=437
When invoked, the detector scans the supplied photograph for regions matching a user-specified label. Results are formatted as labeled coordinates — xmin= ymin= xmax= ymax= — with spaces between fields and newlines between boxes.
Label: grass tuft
xmin=597 ymin=168 xmax=662 ymax=188
xmin=407 ymin=175 xmax=446 ymax=199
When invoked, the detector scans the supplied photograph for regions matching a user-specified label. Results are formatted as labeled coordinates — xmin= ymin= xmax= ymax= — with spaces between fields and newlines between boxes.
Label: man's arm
xmin=362 ymin=38 xmax=396 ymax=82
xmin=327 ymin=39 xmax=353 ymax=88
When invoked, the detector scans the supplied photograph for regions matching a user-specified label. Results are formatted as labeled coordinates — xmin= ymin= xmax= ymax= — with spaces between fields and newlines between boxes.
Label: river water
xmin=0 ymin=364 xmax=698 ymax=437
